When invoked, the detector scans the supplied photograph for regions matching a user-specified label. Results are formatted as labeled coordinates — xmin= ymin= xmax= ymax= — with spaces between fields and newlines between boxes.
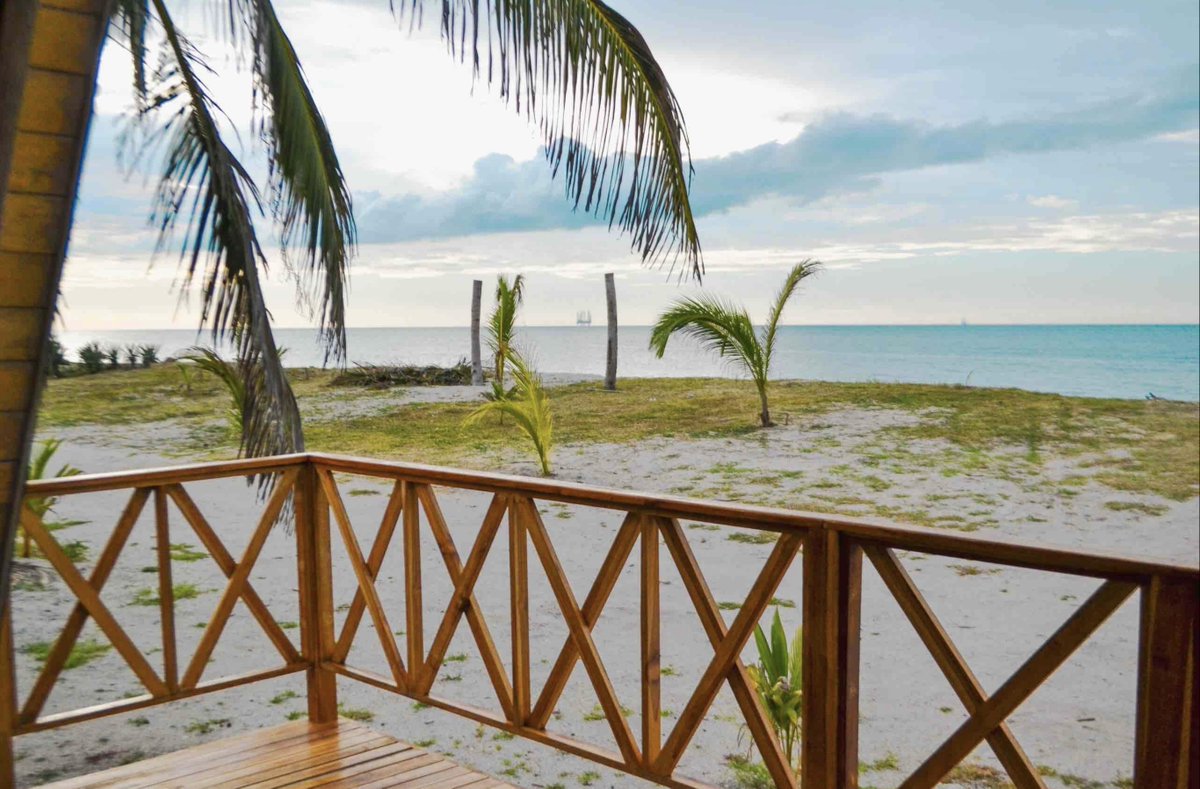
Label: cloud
xmin=355 ymin=67 xmax=1199 ymax=244
xmin=1027 ymin=195 xmax=1079 ymax=210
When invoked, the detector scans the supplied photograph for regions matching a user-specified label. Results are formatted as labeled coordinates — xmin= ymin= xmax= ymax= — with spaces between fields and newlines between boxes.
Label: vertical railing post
xmin=403 ymin=481 xmax=423 ymax=692
xmin=296 ymin=461 xmax=337 ymax=723
xmin=1134 ymin=575 xmax=1197 ymax=789
xmin=641 ymin=515 xmax=661 ymax=764
xmin=802 ymin=528 xmax=862 ymax=789
xmin=0 ymin=599 xmax=15 ymax=788
xmin=510 ymin=497 xmax=530 ymax=725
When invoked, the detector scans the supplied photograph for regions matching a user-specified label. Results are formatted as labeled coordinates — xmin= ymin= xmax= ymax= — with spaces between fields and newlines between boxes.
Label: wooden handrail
xmin=5 ymin=453 xmax=1197 ymax=789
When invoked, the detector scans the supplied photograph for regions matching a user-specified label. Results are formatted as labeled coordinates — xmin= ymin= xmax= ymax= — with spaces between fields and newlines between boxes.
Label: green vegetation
xmin=168 ymin=543 xmax=208 ymax=562
xmin=23 ymin=638 xmax=112 ymax=670
xmin=650 ymin=260 xmax=822 ymax=427
xmin=20 ymin=439 xmax=82 ymax=559
xmin=724 ymin=754 xmax=774 ymax=789
xmin=38 ymin=372 xmax=1198 ymax=503
xmin=488 ymin=274 xmax=525 ymax=391
xmin=131 ymin=583 xmax=205 ymax=606
xmin=1104 ymin=500 xmax=1170 ymax=516
xmin=466 ymin=354 xmax=554 ymax=475
xmin=337 ymin=703 xmax=374 ymax=722
xmin=578 ymin=771 xmax=602 ymax=787
xmin=185 ymin=718 xmax=231 ymax=735
xmin=746 ymin=609 xmax=803 ymax=771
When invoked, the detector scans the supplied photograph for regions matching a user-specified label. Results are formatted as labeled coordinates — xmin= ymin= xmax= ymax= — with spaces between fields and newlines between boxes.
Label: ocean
xmin=56 ymin=324 xmax=1200 ymax=402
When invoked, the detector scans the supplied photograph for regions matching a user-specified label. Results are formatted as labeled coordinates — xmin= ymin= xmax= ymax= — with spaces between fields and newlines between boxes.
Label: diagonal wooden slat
xmin=658 ymin=517 xmax=797 ymax=789
xmin=417 ymin=488 xmax=514 ymax=719
xmin=153 ymin=488 xmax=178 ymax=693
xmin=23 ymin=510 xmax=167 ymax=698
xmin=320 ymin=469 xmax=407 ymax=689
xmin=181 ymin=470 xmax=298 ymax=689
xmin=520 ymin=497 xmax=642 ymax=767
xmin=166 ymin=485 xmax=300 ymax=665
xmin=20 ymin=488 xmax=150 ymax=723
xmin=529 ymin=512 xmax=641 ymax=729
xmin=655 ymin=532 xmax=802 ymax=776
xmin=333 ymin=481 xmax=404 ymax=662
xmin=865 ymin=545 xmax=1045 ymax=789
xmin=900 ymin=580 xmax=1137 ymax=789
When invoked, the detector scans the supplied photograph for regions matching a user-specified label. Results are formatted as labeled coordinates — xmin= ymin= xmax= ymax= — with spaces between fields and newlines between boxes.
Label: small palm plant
xmin=746 ymin=609 xmax=803 ymax=770
xmin=185 ymin=347 xmax=249 ymax=438
xmin=649 ymin=260 xmax=822 ymax=427
xmin=77 ymin=342 xmax=106 ymax=375
xmin=488 ymin=274 xmax=526 ymax=390
xmin=138 ymin=344 xmax=160 ymax=367
xmin=465 ymin=354 xmax=553 ymax=475
xmin=21 ymin=440 xmax=82 ymax=559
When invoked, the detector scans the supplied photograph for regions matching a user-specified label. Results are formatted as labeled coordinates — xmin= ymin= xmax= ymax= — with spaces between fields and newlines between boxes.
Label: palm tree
xmin=465 ymin=354 xmax=554 ymax=476
xmin=488 ymin=274 xmax=526 ymax=389
xmin=107 ymin=0 xmax=703 ymax=461
xmin=649 ymin=261 xmax=822 ymax=428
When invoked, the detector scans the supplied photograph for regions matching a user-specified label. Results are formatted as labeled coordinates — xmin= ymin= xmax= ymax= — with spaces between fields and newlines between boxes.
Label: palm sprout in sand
xmin=649 ymin=261 xmax=822 ymax=427
xmin=488 ymin=274 xmax=525 ymax=390
xmin=109 ymin=0 xmax=702 ymax=463
xmin=466 ymin=354 xmax=554 ymax=475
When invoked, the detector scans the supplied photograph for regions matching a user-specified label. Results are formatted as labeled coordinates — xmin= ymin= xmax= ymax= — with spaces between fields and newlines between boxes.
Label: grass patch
xmin=861 ymin=752 xmax=900 ymax=772
xmin=23 ymin=638 xmax=111 ymax=669
xmin=269 ymin=690 xmax=299 ymax=705
xmin=38 ymin=372 xmax=1199 ymax=500
xmin=1103 ymin=501 xmax=1170 ymax=516
xmin=578 ymin=771 xmax=602 ymax=787
xmin=131 ymin=583 xmax=205 ymax=606
xmin=950 ymin=564 xmax=1002 ymax=577
xmin=168 ymin=543 xmax=207 ymax=562
xmin=727 ymin=531 xmax=778 ymax=545
xmin=724 ymin=755 xmax=774 ymax=789
xmin=185 ymin=718 xmax=231 ymax=735
xmin=583 ymin=703 xmax=632 ymax=721
xmin=943 ymin=762 xmax=1009 ymax=789
xmin=337 ymin=703 xmax=374 ymax=722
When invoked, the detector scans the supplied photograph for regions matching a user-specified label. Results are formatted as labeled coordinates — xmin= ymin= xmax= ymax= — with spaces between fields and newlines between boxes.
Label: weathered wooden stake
xmin=605 ymin=273 xmax=618 ymax=390
xmin=470 ymin=280 xmax=484 ymax=385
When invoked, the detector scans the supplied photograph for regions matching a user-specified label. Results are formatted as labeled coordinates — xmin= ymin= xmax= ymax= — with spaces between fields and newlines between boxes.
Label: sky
xmin=60 ymin=0 xmax=1200 ymax=330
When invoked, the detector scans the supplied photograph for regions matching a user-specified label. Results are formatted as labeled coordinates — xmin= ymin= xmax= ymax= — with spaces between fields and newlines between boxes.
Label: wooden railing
xmin=2 ymin=453 xmax=1196 ymax=789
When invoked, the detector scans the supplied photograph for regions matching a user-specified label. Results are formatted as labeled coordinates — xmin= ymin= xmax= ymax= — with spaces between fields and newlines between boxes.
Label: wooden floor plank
xmin=33 ymin=720 xmax=503 ymax=789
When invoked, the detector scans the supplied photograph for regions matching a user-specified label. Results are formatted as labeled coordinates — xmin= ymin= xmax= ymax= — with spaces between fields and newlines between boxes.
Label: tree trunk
xmin=470 ymin=280 xmax=483 ymax=385
xmin=758 ymin=381 xmax=772 ymax=427
xmin=604 ymin=272 xmax=618 ymax=391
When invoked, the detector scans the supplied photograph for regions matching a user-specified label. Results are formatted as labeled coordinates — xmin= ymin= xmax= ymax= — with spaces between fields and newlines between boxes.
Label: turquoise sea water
xmin=58 ymin=324 xmax=1199 ymax=401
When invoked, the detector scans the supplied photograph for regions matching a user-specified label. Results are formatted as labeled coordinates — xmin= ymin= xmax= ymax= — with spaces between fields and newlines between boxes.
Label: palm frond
xmin=245 ymin=0 xmax=356 ymax=364
xmin=127 ymin=0 xmax=303 ymax=461
xmin=395 ymin=0 xmax=702 ymax=277
xmin=648 ymin=295 xmax=764 ymax=381
xmin=762 ymin=260 xmax=821 ymax=365
xmin=488 ymin=274 xmax=525 ymax=385
xmin=465 ymin=354 xmax=553 ymax=475
xmin=114 ymin=0 xmax=151 ymax=103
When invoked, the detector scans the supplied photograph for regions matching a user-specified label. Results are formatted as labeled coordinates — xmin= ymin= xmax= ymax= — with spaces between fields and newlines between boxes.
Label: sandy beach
xmin=11 ymin=379 xmax=1197 ymax=788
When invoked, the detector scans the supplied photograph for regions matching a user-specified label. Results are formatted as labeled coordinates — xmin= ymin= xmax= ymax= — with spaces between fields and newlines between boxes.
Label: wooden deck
xmin=35 ymin=719 xmax=514 ymax=789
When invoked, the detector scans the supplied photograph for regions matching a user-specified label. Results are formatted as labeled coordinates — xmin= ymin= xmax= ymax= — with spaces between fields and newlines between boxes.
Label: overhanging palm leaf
xmin=123 ymin=0 xmax=302 ymax=460
xmin=396 ymin=0 xmax=702 ymax=277
xmin=650 ymin=261 xmax=822 ymax=427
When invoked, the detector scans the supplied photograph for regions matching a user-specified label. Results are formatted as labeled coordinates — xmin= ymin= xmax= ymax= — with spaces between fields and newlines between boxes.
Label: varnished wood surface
xmin=34 ymin=719 xmax=513 ymax=789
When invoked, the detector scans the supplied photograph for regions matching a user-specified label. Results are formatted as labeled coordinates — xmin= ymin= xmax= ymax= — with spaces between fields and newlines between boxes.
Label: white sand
xmin=12 ymin=385 xmax=1197 ymax=788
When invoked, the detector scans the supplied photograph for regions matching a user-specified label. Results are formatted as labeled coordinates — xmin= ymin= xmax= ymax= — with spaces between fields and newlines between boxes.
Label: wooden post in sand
xmin=605 ymin=273 xmax=618 ymax=390
xmin=470 ymin=280 xmax=484 ymax=385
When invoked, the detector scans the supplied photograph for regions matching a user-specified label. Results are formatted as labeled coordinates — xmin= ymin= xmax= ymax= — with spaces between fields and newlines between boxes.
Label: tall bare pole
xmin=605 ymin=273 xmax=618 ymax=390
xmin=470 ymin=280 xmax=484 ymax=385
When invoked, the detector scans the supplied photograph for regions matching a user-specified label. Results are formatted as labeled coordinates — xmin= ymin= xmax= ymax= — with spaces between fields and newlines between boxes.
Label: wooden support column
xmin=802 ymin=529 xmax=862 ymax=789
xmin=1135 ymin=575 xmax=1198 ymax=789
xmin=296 ymin=463 xmax=337 ymax=722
